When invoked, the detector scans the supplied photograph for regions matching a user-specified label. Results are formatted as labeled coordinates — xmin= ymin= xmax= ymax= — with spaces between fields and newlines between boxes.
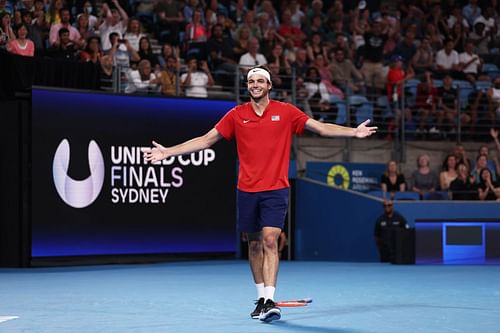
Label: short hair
xmin=58 ymin=27 xmax=70 ymax=37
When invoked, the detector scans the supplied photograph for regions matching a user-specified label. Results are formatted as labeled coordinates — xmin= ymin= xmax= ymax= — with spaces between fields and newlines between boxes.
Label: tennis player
xmin=142 ymin=66 xmax=377 ymax=322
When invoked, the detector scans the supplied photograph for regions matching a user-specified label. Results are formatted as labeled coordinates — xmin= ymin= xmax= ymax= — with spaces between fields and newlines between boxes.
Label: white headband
xmin=247 ymin=68 xmax=271 ymax=83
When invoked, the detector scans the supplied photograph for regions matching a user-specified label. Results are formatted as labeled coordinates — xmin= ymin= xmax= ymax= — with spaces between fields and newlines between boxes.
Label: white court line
xmin=0 ymin=316 xmax=19 ymax=323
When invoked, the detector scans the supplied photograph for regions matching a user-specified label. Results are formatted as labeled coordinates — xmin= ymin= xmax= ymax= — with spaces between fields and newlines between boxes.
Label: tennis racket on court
xmin=275 ymin=298 xmax=313 ymax=307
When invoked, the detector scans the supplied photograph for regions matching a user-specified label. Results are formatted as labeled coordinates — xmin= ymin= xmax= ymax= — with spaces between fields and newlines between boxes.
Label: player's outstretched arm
xmin=142 ymin=128 xmax=223 ymax=163
xmin=304 ymin=118 xmax=377 ymax=138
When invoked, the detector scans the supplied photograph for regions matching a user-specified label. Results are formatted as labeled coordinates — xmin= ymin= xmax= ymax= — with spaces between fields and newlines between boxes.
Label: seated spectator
xmin=381 ymin=160 xmax=406 ymax=194
xmin=435 ymin=39 xmax=460 ymax=79
xmin=440 ymin=154 xmax=458 ymax=190
xmin=267 ymin=43 xmax=291 ymax=76
xmin=239 ymin=37 xmax=267 ymax=72
xmin=468 ymin=18 xmax=490 ymax=55
xmin=477 ymin=168 xmax=500 ymax=201
xmin=98 ymin=0 xmax=128 ymax=52
xmin=411 ymin=153 xmax=439 ymax=196
xmin=415 ymin=71 xmax=438 ymax=136
xmin=374 ymin=200 xmax=408 ymax=262
xmin=267 ymin=62 xmax=288 ymax=100
xmin=412 ymin=37 xmax=434 ymax=75
xmin=259 ymin=26 xmax=285 ymax=60
xmin=158 ymin=43 xmax=180 ymax=71
xmin=45 ymin=0 xmax=64 ymax=26
xmin=233 ymin=25 xmax=250 ymax=60
xmin=393 ymin=30 xmax=417 ymax=67
xmin=434 ymin=74 xmax=458 ymax=134
xmin=99 ymin=54 xmax=114 ymax=90
xmin=0 ymin=12 xmax=15 ymax=49
xmin=453 ymin=143 xmax=473 ymax=171
xmin=471 ymin=153 xmax=498 ymax=184
xmin=123 ymin=17 xmax=145 ymax=52
xmin=311 ymin=53 xmax=332 ymax=83
xmin=153 ymin=55 xmax=178 ymax=96
xmin=449 ymin=22 xmax=466 ymax=53
xmin=47 ymin=27 xmax=78 ymax=60
xmin=155 ymin=0 xmax=184 ymax=45
xmin=360 ymin=19 xmax=388 ymax=93
xmin=79 ymin=36 xmax=102 ymax=63
xmin=458 ymin=40 xmax=487 ymax=84
xmin=125 ymin=59 xmax=158 ymax=94
xmin=184 ymin=8 xmax=208 ymax=59
xmin=49 ymin=8 xmax=84 ymax=48
xmin=107 ymin=32 xmax=140 ymax=69
xmin=136 ymin=36 xmax=158 ymax=69
xmin=306 ymin=32 xmax=328 ymax=64
xmin=423 ymin=22 xmax=444 ymax=54
xmin=329 ymin=48 xmax=364 ymax=94
xmin=75 ymin=13 xmax=95 ymax=48
xmin=291 ymin=48 xmax=309 ymax=80
xmin=277 ymin=8 xmax=305 ymax=48
xmin=6 ymin=23 xmax=34 ymax=56
xmin=207 ymin=23 xmax=237 ymax=76
xmin=450 ymin=162 xmax=477 ymax=200
xmin=181 ymin=58 xmax=214 ymax=98
xmin=487 ymin=77 xmax=500 ymax=123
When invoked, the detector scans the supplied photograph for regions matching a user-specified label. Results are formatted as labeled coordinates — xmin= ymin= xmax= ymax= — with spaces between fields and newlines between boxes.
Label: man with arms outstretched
xmin=142 ymin=66 xmax=377 ymax=322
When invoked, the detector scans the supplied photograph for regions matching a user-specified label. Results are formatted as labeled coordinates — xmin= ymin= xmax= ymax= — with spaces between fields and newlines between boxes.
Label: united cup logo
xmin=52 ymin=139 xmax=105 ymax=208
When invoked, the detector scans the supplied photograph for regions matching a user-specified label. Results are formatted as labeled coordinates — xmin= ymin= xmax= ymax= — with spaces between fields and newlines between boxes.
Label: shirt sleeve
xmin=215 ymin=108 xmax=235 ymax=140
xmin=288 ymin=103 xmax=310 ymax=135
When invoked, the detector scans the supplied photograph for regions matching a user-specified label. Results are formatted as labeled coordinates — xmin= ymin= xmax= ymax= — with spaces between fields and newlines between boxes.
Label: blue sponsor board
xmin=306 ymin=162 xmax=385 ymax=192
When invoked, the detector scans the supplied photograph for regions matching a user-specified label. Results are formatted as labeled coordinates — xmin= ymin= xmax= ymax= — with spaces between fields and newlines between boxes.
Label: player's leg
xmin=237 ymin=190 xmax=266 ymax=318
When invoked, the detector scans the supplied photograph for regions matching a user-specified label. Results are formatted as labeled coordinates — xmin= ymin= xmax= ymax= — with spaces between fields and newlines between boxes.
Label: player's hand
xmin=354 ymin=119 xmax=378 ymax=138
xmin=142 ymin=141 xmax=168 ymax=163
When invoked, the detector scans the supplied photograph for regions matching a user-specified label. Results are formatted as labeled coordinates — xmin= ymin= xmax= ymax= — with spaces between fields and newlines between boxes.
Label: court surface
xmin=1 ymin=260 xmax=499 ymax=332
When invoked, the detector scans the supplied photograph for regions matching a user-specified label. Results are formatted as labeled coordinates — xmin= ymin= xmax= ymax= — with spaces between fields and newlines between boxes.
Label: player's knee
xmin=262 ymin=235 xmax=278 ymax=250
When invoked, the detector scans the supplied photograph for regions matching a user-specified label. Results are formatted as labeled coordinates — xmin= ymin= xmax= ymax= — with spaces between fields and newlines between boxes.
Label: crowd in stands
xmin=380 ymin=128 xmax=500 ymax=200
xmin=1 ymin=0 xmax=500 ymax=133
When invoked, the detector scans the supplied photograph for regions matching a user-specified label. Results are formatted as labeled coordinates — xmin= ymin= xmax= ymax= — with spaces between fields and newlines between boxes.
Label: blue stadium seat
xmin=334 ymin=101 xmax=347 ymax=125
xmin=433 ymin=79 xmax=443 ymax=88
xmin=355 ymin=102 xmax=374 ymax=125
xmin=423 ymin=191 xmax=449 ymax=200
xmin=458 ymin=86 xmax=474 ymax=109
xmin=367 ymin=190 xmax=388 ymax=199
xmin=393 ymin=192 xmax=420 ymax=200
xmin=475 ymin=80 xmax=492 ymax=92
xmin=482 ymin=63 xmax=498 ymax=72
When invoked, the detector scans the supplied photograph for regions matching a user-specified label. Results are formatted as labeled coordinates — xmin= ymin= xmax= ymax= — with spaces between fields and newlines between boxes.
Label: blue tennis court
xmin=1 ymin=260 xmax=499 ymax=333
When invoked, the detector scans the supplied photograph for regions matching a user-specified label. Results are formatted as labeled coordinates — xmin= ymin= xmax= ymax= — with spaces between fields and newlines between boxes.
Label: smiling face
xmin=247 ymin=73 xmax=271 ymax=102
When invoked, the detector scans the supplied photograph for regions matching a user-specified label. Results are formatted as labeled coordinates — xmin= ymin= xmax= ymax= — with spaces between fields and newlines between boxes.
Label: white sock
xmin=256 ymin=283 xmax=265 ymax=299
xmin=264 ymin=286 xmax=276 ymax=301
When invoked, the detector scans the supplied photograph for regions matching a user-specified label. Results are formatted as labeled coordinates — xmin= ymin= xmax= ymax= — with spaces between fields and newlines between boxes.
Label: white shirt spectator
xmin=123 ymin=32 xmax=145 ymax=52
xmin=436 ymin=49 xmax=459 ymax=70
xmin=125 ymin=70 xmax=157 ymax=93
xmin=239 ymin=52 xmax=267 ymax=70
xmin=180 ymin=71 xmax=210 ymax=98
xmin=304 ymin=81 xmax=330 ymax=103
xmin=459 ymin=52 xmax=481 ymax=74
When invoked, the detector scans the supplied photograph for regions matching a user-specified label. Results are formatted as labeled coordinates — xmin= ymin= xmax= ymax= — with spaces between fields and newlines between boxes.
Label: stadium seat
xmin=475 ymin=80 xmax=492 ymax=92
xmin=393 ymin=192 xmax=420 ymax=200
xmin=482 ymin=63 xmax=498 ymax=72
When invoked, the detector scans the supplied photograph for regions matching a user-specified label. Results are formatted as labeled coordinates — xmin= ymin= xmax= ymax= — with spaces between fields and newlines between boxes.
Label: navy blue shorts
xmin=237 ymin=188 xmax=289 ymax=233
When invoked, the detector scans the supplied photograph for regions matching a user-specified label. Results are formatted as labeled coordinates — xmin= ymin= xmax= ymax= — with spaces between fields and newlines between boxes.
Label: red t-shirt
xmin=215 ymin=100 xmax=309 ymax=192
xmin=386 ymin=68 xmax=404 ymax=102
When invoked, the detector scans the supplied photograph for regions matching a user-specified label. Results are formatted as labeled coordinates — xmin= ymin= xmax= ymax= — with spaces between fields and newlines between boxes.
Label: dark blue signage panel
xmin=32 ymin=88 xmax=237 ymax=257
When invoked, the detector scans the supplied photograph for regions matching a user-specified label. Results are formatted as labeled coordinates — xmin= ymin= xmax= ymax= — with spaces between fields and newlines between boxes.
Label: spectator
xmin=423 ymin=22 xmax=444 ymax=54
xmin=328 ymin=48 xmax=364 ymax=94
xmin=137 ymin=36 xmax=158 ymax=69
xmin=81 ymin=1 xmax=98 ymax=30
xmin=183 ymin=0 xmax=205 ymax=25
xmin=79 ymin=36 xmax=102 ymax=63
xmin=305 ymin=32 xmax=328 ymax=63
xmin=488 ymin=77 xmax=500 ymax=123
xmin=125 ymin=59 xmax=158 ymax=94
xmin=256 ymin=0 xmax=279 ymax=30
xmin=453 ymin=143 xmax=473 ymax=171
xmin=277 ymin=8 xmax=305 ymax=48
xmin=462 ymin=0 xmax=481 ymax=28
xmin=154 ymin=55 xmax=178 ymax=96
xmin=360 ymin=19 xmax=388 ymax=92
xmin=374 ymin=200 xmax=408 ymax=262
xmin=471 ymin=153 xmax=498 ymax=184
xmin=107 ymin=32 xmax=140 ymax=73
xmin=304 ymin=14 xmax=326 ymax=40
xmin=99 ymin=54 xmax=114 ymax=90
xmin=75 ymin=13 xmax=94 ymax=47
xmin=288 ymin=0 xmax=304 ymax=29
xmin=49 ymin=8 xmax=83 ymax=48
xmin=229 ymin=0 xmax=248 ymax=27
xmin=306 ymin=0 xmax=326 ymax=26
xmin=393 ymin=30 xmax=417 ymax=67
xmin=291 ymin=48 xmax=309 ymax=80
xmin=440 ymin=154 xmax=458 ymax=190
xmin=303 ymin=66 xmax=331 ymax=118
xmin=381 ymin=160 xmax=406 ymax=194
xmin=410 ymin=153 xmax=439 ymax=196
xmin=184 ymin=7 xmax=208 ymax=59
xmin=468 ymin=18 xmax=490 ymax=55
xmin=331 ymin=32 xmax=353 ymax=60
xmin=434 ymin=74 xmax=458 ymax=134
xmin=181 ymin=58 xmax=214 ymax=98
xmin=259 ymin=26 xmax=285 ymax=60
xmin=0 ymin=12 xmax=15 ymax=48
xmin=207 ymin=23 xmax=237 ymax=83
xmin=386 ymin=55 xmax=414 ymax=130
xmin=412 ymin=38 xmax=434 ymax=74
xmin=155 ymin=0 xmax=184 ymax=45
xmin=6 ymin=23 xmax=34 ymax=56
xmin=158 ymin=43 xmax=180 ymax=70
xmin=45 ymin=0 xmax=64 ymax=26
xmin=98 ymin=0 xmax=128 ymax=52
xmin=233 ymin=25 xmax=250 ymax=61
xmin=450 ymin=162 xmax=476 ymax=200
xmin=267 ymin=62 xmax=287 ymax=100
xmin=123 ymin=17 xmax=145 ymax=52
xmin=458 ymin=40 xmax=485 ymax=84
xmin=415 ymin=71 xmax=438 ymax=136
xmin=435 ymin=39 xmax=460 ymax=79
xmin=311 ymin=53 xmax=332 ymax=83
xmin=267 ymin=43 xmax=291 ymax=76
xmin=447 ymin=5 xmax=469 ymax=32
xmin=449 ymin=22 xmax=466 ymax=53
xmin=17 ymin=10 xmax=42 ymax=53
xmin=47 ymin=27 xmax=78 ymax=60
xmin=477 ymin=168 xmax=500 ymax=201
xmin=239 ymin=37 xmax=267 ymax=72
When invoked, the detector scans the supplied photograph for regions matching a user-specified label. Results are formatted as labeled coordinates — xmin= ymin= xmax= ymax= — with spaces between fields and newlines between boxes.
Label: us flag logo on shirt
xmin=271 ymin=115 xmax=280 ymax=121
